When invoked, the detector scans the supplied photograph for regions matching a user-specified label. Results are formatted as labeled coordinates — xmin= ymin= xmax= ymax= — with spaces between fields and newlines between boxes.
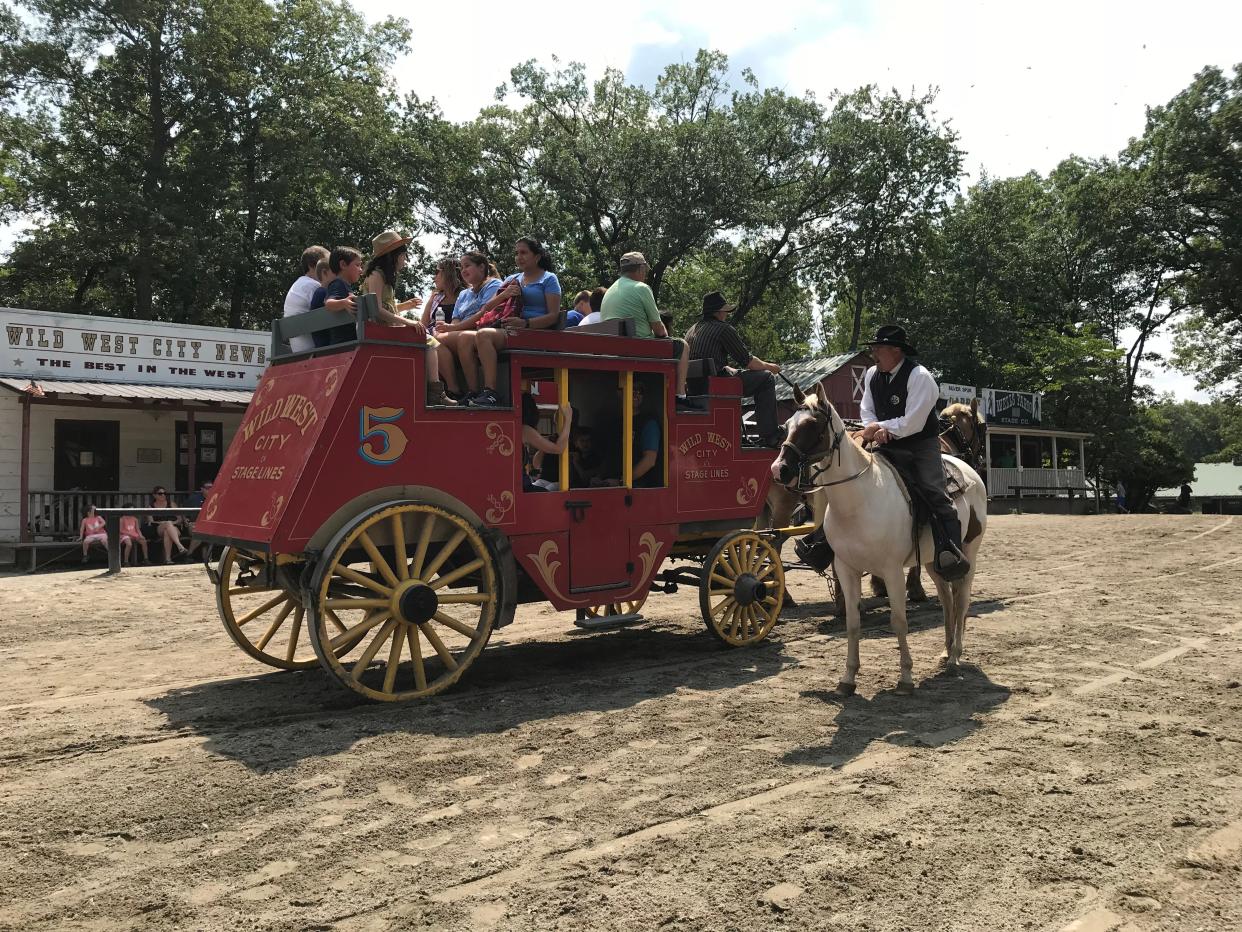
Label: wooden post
xmin=557 ymin=369 xmax=570 ymax=491
xmin=984 ymin=427 xmax=992 ymax=498
xmin=622 ymin=370 xmax=633 ymax=489
xmin=19 ymin=395 xmax=31 ymax=543
xmin=186 ymin=408 xmax=197 ymax=494
xmin=104 ymin=511 xmax=123 ymax=575
xmin=1051 ymin=435 xmax=1059 ymax=485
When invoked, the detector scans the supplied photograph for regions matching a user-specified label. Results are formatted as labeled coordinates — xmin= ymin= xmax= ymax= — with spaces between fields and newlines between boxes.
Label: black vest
xmin=868 ymin=361 xmax=939 ymax=446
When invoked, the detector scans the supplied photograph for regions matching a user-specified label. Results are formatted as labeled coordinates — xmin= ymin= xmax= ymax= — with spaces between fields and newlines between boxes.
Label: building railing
xmin=986 ymin=467 xmax=1093 ymax=498
xmin=25 ymin=490 xmax=195 ymax=540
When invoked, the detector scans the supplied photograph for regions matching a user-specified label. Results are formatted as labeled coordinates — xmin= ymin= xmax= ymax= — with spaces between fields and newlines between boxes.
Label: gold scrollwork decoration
xmin=259 ymin=494 xmax=285 ymax=528
xmin=485 ymin=422 xmax=514 ymax=456
xmin=526 ymin=539 xmax=563 ymax=597
xmin=323 ymin=368 xmax=340 ymax=398
xmin=485 ymin=490 xmax=514 ymax=524
xmin=637 ymin=531 xmax=665 ymax=584
xmin=736 ymin=477 xmax=759 ymax=506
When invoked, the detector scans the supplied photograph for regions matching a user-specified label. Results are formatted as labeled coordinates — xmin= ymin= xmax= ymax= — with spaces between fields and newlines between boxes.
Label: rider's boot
xmin=794 ymin=526 xmax=834 ymax=573
xmin=930 ymin=514 xmax=970 ymax=581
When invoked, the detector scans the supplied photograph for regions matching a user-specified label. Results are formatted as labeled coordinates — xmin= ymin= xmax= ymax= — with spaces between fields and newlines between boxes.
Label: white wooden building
xmin=1 ymin=308 xmax=264 ymax=555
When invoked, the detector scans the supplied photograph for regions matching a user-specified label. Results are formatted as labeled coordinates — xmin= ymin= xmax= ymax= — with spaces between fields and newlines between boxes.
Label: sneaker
xmin=675 ymin=395 xmax=704 ymax=411
xmin=470 ymin=387 xmax=501 ymax=407
xmin=426 ymin=380 xmax=456 ymax=406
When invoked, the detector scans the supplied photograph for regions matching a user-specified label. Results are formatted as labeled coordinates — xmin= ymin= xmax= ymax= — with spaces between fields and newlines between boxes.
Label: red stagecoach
xmin=194 ymin=297 xmax=799 ymax=701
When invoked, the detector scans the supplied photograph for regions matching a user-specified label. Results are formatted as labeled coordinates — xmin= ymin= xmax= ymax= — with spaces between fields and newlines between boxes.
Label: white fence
xmin=988 ymin=467 xmax=1093 ymax=498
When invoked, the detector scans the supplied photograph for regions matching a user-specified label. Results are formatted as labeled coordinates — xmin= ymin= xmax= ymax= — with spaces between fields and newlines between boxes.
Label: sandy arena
xmin=0 ymin=513 xmax=1240 ymax=931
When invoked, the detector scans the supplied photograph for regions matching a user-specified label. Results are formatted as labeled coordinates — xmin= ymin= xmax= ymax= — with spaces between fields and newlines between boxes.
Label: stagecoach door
xmin=566 ymin=489 xmax=632 ymax=592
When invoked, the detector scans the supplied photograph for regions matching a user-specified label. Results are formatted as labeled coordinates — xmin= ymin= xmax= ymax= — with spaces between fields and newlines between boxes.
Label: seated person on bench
xmin=685 ymin=291 xmax=782 ymax=448
xmin=595 ymin=381 xmax=662 ymax=489
xmin=521 ymin=392 xmax=573 ymax=492
xmin=600 ymin=252 xmax=699 ymax=410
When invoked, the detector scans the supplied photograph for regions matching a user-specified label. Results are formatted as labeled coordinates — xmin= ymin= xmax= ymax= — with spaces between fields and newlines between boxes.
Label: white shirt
xmin=282 ymin=274 xmax=320 ymax=353
xmin=579 ymin=310 xmax=602 ymax=326
xmin=859 ymin=357 xmax=939 ymax=439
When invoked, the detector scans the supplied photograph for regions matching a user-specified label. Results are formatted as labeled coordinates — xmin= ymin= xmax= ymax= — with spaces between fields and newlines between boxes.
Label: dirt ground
xmin=0 ymin=513 xmax=1240 ymax=932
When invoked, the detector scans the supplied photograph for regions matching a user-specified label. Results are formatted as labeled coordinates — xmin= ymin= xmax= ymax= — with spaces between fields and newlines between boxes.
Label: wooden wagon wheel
xmin=216 ymin=546 xmax=317 ymax=670
xmin=699 ymin=530 xmax=784 ymax=647
xmin=584 ymin=596 xmax=647 ymax=619
xmin=307 ymin=501 xmax=502 ymax=702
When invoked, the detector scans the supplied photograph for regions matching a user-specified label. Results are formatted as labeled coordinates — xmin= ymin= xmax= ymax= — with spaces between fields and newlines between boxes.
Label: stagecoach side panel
xmin=670 ymin=376 xmax=775 ymax=526
xmin=193 ymin=353 xmax=354 ymax=547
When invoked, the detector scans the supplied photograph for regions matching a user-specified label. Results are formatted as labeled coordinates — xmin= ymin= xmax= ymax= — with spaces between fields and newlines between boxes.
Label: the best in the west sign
xmin=2 ymin=307 xmax=268 ymax=389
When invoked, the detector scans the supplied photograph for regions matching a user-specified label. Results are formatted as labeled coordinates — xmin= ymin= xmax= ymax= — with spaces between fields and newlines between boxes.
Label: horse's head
xmin=940 ymin=399 xmax=986 ymax=459
xmin=770 ymin=382 xmax=839 ymax=489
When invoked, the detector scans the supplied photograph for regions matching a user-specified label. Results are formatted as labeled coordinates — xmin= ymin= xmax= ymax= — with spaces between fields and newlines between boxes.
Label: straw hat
xmin=371 ymin=230 xmax=412 ymax=260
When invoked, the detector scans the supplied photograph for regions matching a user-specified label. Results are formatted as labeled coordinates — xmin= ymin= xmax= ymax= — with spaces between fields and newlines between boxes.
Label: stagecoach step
xmin=572 ymin=610 xmax=646 ymax=631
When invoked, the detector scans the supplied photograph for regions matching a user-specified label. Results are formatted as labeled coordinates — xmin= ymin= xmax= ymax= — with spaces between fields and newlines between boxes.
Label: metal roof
xmin=1154 ymin=461 xmax=1242 ymax=499
xmin=774 ymin=353 xmax=870 ymax=401
xmin=0 ymin=378 xmax=252 ymax=405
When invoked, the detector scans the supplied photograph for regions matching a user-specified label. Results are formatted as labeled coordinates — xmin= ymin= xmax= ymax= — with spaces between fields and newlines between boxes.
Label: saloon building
xmin=1 ymin=307 xmax=264 ymax=561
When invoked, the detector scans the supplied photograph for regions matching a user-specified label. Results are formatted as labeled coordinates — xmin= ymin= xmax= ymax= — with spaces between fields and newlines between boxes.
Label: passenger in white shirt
xmin=859 ymin=325 xmax=969 ymax=580
xmin=282 ymin=246 xmax=329 ymax=353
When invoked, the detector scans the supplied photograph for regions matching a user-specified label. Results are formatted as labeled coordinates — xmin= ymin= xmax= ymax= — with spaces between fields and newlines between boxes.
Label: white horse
xmin=770 ymin=384 xmax=987 ymax=695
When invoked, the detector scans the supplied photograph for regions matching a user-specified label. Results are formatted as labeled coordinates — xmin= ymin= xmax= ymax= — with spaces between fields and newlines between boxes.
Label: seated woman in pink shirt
xmin=78 ymin=505 xmax=107 ymax=564
xmin=119 ymin=514 xmax=148 ymax=565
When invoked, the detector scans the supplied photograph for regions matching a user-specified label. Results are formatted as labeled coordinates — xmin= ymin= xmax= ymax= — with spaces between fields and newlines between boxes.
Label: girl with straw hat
xmin=361 ymin=230 xmax=455 ymax=406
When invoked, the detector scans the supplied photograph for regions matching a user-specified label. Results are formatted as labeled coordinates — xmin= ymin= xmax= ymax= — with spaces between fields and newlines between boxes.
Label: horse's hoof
xmin=895 ymin=680 xmax=915 ymax=696
xmin=836 ymin=681 xmax=856 ymax=697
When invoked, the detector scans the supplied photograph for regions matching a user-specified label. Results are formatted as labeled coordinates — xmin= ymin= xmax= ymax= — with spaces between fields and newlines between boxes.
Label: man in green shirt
xmin=600 ymin=251 xmax=696 ymax=409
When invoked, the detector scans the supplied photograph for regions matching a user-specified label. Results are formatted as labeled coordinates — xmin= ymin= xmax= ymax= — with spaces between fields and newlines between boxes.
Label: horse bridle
xmin=939 ymin=414 xmax=987 ymax=468
xmin=779 ymin=409 xmax=873 ymax=493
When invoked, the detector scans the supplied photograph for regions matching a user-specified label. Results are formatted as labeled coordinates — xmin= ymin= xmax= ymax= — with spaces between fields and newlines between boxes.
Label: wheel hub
xmin=733 ymin=573 xmax=767 ymax=607
xmin=395 ymin=582 xmax=439 ymax=625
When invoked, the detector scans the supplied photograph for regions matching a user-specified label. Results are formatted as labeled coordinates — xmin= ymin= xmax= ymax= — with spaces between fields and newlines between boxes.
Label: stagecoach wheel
xmin=700 ymin=530 xmax=785 ymax=647
xmin=584 ymin=596 xmax=648 ymax=619
xmin=307 ymin=501 xmax=501 ymax=702
xmin=216 ymin=546 xmax=318 ymax=670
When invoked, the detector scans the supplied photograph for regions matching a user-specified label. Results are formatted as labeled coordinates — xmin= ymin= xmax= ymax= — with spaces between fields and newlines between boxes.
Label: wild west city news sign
xmin=2 ymin=307 xmax=267 ymax=390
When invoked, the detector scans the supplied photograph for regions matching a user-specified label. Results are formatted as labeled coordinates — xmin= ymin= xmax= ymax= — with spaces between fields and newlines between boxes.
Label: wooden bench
xmin=1008 ymin=484 xmax=1092 ymax=514
xmin=271 ymin=292 xmax=381 ymax=358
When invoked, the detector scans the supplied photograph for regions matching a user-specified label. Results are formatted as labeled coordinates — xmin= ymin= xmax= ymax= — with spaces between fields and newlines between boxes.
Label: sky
xmin=5 ymin=0 xmax=1239 ymax=398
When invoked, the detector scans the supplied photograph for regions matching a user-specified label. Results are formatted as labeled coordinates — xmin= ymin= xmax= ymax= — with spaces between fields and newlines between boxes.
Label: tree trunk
xmin=229 ymin=120 xmax=260 ymax=329
xmin=71 ymin=263 xmax=103 ymax=308
xmin=848 ymin=284 xmax=865 ymax=351
xmin=135 ymin=12 xmax=171 ymax=320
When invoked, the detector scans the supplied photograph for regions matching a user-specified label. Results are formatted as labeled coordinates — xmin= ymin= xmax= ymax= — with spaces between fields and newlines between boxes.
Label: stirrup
xmin=934 ymin=549 xmax=970 ymax=581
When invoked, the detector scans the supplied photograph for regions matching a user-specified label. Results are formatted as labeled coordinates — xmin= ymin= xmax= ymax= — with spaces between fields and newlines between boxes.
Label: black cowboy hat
xmin=863 ymin=324 xmax=917 ymax=356
xmin=701 ymin=290 xmax=735 ymax=318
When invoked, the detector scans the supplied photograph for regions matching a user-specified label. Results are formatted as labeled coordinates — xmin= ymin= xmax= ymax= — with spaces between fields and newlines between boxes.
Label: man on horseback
xmin=860 ymin=325 xmax=971 ymax=581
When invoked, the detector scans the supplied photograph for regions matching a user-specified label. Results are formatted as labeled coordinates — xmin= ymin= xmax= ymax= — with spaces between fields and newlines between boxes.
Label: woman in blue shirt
xmin=467 ymin=236 xmax=562 ymax=407
xmin=435 ymin=251 xmax=502 ymax=400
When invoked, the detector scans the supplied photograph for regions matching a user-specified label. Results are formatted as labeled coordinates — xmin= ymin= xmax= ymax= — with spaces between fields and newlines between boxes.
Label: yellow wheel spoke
xmin=256 ymin=600 xmax=294 ymax=651
xmin=723 ymin=543 xmax=742 ymax=576
xmin=407 ymin=625 xmax=427 ymax=691
xmin=228 ymin=585 xmax=275 ymax=596
xmin=755 ymin=562 xmax=776 ymax=581
xmin=391 ymin=514 xmax=409 ymax=581
xmin=438 ymin=592 xmax=494 ymax=605
xmin=419 ymin=622 xmax=459 ymax=671
xmin=352 ymin=618 xmax=397 ymax=678
xmin=236 ymin=592 xmax=288 ymax=627
xmin=712 ymin=595 xmax=735 ymax=619
xmin=410 ymin=514 xmax=436 ymax=581
xmin=330 ymin=610 xmax=389 ymax=652
xmin=432 ymin=611 xmax=478 ymax=639
xmin=358 ymin=530 xmax=399 ymax=587
xmin=325 ymin=608 xmax=348 ymax=633
xmin=429 ymin=557 xmax=484 ymax=591
xmin=324 ymin=597 xmax=389 ymax=610
xmin=333 ymin=564 xmax=392 ymax=597
xmin=285 ymin=607 xmax=304 ymax=662
xmin=709 ymin=571 xmax=735 ymax=589
xmin=421 ymin=528 xmax=467 ymax=582
xmin=725 ymin=605 xmax=741 ymax=640
xmin=382 ymin=624 xmax=405 ymax=694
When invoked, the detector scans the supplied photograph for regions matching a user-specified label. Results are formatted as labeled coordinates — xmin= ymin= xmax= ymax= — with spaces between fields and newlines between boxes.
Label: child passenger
xmin=310 ymin=246 xmax=362 ymax=346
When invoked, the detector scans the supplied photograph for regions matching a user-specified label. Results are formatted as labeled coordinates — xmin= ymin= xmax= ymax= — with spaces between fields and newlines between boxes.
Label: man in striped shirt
xmin=686 ymin=291 xmax=783 ymax=447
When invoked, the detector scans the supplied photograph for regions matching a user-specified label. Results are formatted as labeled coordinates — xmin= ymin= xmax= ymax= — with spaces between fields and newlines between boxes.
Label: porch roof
xmin=0 ymin=377 xmax=252 ymax=406
xmin=986 ymin=425 xmax=1092 ymax=439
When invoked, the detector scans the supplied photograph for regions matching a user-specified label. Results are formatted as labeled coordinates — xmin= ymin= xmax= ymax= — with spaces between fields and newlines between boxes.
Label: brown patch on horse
xmin=965 ymin=505 xmax=983 ymax=543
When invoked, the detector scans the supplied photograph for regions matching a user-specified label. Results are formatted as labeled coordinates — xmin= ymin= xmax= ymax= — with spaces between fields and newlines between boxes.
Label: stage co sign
xmin=982 ymin=388 xmax=1042 ymax=426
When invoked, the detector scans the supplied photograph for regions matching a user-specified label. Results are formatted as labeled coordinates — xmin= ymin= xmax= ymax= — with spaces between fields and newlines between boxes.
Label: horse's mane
xmin=942 ymin=401 xmax=984 ymax=425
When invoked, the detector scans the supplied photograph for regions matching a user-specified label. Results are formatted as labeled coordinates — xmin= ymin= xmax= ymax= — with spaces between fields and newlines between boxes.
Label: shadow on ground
xmin=782 ymin=663 xmax=1012 ymax=769
xmin=145 ymin=625 xmax=794 ymax=772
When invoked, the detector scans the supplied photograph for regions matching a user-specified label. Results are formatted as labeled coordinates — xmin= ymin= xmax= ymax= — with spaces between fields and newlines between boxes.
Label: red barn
xmin=770 ymin=351 xmax=873 ymax=424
